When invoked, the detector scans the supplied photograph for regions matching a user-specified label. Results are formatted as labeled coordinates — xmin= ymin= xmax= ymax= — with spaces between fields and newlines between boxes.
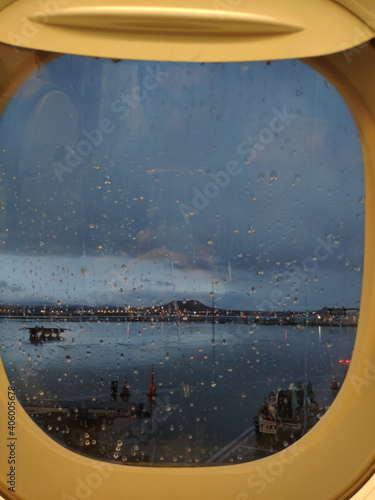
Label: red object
xmin=340 ymin=359 xmax=351 ymax=380
xmin=148 ymin=365 xmax=157 ymax=396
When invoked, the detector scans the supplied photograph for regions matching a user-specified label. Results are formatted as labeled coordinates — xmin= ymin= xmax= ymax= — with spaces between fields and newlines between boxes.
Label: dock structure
xmin=25 ymin=325 xmax=67 ymax=343
xmin=25 ymin=405 xmax=150 ymax=419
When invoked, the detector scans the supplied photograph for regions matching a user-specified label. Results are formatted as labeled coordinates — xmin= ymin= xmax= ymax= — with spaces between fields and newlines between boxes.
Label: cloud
xmin=0 ymin=280 xmax=24 ymax=294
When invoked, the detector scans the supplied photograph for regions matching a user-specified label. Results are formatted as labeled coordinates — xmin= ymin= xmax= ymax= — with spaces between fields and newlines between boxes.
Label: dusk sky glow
xmin=0 ymin=54 xmax=365 ymax=310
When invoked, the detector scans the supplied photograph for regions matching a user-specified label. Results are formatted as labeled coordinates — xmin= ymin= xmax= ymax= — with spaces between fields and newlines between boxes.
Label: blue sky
xmin=0 ymin=56 xmax=365 ymax=310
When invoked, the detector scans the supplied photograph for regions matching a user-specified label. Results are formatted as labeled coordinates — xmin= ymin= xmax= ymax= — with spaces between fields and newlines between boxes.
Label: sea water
xmin=0 ymin=320 xmax=356 ymax=465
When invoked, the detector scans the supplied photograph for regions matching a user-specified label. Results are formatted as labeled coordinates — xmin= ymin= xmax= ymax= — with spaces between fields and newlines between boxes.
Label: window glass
xmin=0 ymin=49 xmax=364 ymax=466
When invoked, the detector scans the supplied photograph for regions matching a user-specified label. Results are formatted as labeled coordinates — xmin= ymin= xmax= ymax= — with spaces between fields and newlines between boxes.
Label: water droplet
xmin=207 ymin=239 xmax=213 ymax=245
xmin=270 ymin=171 xmax=278 ymax=181
xmin=324 ymin=80 xmax=332 ymax=89
xmin=257 ymin=173 xmax=266 ymax=183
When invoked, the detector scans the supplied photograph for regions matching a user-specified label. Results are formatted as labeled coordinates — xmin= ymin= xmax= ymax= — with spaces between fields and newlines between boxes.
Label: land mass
xmin=0 ymin=300 xmax=359 ymax=326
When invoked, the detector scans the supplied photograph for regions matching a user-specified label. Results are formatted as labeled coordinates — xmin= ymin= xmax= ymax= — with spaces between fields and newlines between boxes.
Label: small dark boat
xmin=25 ymin=325 xmax=67 ymax=343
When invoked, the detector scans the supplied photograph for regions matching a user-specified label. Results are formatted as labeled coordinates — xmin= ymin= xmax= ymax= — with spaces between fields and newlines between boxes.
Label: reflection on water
xmin=0 ymin=320 xmax=355 ymax=465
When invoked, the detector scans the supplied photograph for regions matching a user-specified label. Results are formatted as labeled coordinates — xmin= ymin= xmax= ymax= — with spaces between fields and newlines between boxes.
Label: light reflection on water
xmin=0 ymin=320 xmax=356 ymax=465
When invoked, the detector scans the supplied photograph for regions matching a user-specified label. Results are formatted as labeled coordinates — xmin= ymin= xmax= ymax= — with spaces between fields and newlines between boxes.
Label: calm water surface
xmin=0 ymin=320 xmax=355 ymax=465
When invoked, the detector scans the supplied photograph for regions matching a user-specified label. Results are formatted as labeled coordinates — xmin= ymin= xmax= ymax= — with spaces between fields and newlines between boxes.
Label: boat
xmin=24 ymin=325 xmax=67 ymax=343
xmin=254 ymin=382 xmax=321 ymax=438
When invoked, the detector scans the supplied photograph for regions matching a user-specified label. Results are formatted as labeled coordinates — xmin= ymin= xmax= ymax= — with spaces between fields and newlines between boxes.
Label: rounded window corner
xmin=0 ymin=5 xmax=374 ymax=500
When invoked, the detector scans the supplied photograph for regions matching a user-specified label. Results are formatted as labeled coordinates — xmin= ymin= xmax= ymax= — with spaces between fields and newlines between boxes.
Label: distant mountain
xmin=161 ymin=300 xmax=213 ymax=313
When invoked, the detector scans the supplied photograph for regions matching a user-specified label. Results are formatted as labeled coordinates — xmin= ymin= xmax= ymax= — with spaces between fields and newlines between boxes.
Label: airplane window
xmin=0 ymin=48 xmax=364 ymax=467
